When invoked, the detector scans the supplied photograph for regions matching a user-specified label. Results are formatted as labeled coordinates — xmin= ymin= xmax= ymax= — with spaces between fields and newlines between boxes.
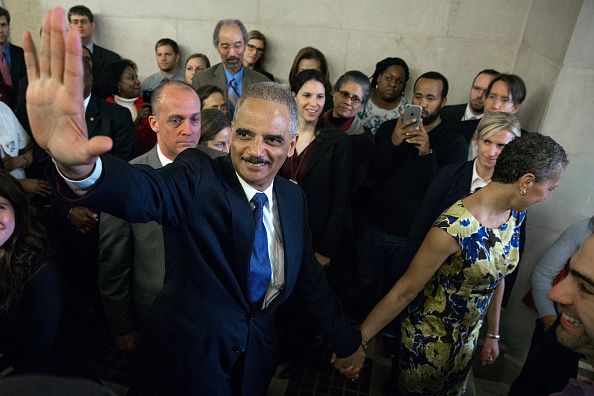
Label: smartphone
xmin=142 ymin=89 xmax=153 ymax=104
xmin=403 ymin=105 xmax=422 ymax=129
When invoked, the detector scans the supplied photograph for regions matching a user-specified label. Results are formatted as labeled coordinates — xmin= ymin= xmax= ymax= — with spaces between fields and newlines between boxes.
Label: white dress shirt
xmin=470 ymin=158 xmax=490 ymax=192
xmin=461 ymin=103 xmax=484 ymax=121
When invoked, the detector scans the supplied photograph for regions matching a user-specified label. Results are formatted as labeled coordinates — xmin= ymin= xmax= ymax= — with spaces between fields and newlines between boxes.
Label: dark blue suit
xmin=62 ymin=150 xmax=360 ymax=395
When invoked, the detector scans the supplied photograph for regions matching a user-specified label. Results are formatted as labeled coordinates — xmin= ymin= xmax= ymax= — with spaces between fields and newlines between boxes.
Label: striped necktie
xmin=0 ymin=53 xmax=12 ymax=86
xmin=228 ymin=78 xmax=240 ymax=117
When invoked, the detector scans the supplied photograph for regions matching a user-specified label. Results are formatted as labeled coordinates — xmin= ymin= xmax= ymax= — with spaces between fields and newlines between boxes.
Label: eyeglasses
xmin=247 ymin=44 xmax=264 ymax=54
xmin=218 ymin=42 xmax=243 ymax=52
xmin=486 ymin=93 xmax=513 ymax=106
xmin=69 ymin=18 xmax=90 ymax=26
xmin=336 ymin=90 xmax=362 ymax=105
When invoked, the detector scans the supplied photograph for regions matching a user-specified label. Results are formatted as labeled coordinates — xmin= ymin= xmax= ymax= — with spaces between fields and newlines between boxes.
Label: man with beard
xmin=440 ymin=69 xmax=499 ymax=143
xmin=353 ymin=71 xmax=467 ymax=357
xmin=192 ymin=19 xmax=268 ymax=117
xmin=510 ymin=234 xmax=594 ymax=395
xmin=140 ymin=38 xmax=185 ymax=92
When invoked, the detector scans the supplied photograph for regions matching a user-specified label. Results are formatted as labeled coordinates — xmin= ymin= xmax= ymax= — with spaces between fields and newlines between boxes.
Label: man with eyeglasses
xmin=192 ymin=19 xmax=268 ymax=117
xmin=67 ymin=5 xmax=120 ymax=97
xmin=140 ymin=38 xmax=185 ymax=93
xmin=467 ymin=73 xmax=527 ymax=160
xmin=353 ymin=71 xmax=467 ymax=361
xmin=440 ymin=69 xmax=499 ymax=143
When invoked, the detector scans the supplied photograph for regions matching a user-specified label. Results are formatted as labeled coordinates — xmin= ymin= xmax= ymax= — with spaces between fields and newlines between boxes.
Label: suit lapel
xmin=271 ymin=178 xmax=299 ymax=306
xmin=146 ymin=146 xmax=161 ymax=168
xmin=213 ymin=64 xmax=229 ymax=96
xmin=85 ymin=96 xmax=100 ymax=138
xmin=303 ymin=134 xmax=332 ymax=176
xmin=219 ymin=157 xmax=254 ymax=303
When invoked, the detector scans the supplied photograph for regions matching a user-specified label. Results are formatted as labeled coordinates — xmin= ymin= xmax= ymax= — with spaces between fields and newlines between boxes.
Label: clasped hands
xmin=330 ymin=343 xmax=366 ymax=381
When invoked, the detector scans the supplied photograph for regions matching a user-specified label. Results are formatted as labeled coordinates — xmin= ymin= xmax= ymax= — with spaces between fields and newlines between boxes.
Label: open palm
xmin=23 ymin=7 xmax=112 ymax=179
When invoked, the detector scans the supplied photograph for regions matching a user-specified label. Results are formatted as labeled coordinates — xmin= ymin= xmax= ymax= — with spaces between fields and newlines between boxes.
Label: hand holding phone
xmin=142 ymin=89 xmax=154 ymax=104
xmin=402 ymin=105 xmax=422 ymax=130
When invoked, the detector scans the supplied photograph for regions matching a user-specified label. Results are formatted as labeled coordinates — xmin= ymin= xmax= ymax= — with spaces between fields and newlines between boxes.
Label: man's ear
xmin=148 ymin=115 xmax=159 ymax=133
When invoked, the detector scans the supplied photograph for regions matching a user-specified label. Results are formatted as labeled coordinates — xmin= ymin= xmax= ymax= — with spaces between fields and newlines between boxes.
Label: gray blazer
xmin=98 ymin=146 xmax=165 ymax=336
xmin=191 ymin=63 xmax=269 ymax=96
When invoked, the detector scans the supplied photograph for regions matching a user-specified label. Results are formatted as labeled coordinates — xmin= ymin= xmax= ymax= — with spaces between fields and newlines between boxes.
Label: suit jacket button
xmin=232 ymin=345 xmax=243 ymax=353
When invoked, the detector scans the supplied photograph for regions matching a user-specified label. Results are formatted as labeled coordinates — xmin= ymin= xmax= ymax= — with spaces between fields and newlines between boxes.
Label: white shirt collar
xmin=235 ymin=173 xmax=275 ymax=207
xmin=462 ymin=103 xmax=484 ymax=121
xmin=83 ymin=95 xmax=91 ymax=110
xmin=156 ymin=144 xmax=173 ymax=166
xmin=470 ymin=158 xmax=490 ymax=192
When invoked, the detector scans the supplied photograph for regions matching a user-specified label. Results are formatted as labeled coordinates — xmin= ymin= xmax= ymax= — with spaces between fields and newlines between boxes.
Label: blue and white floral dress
xmin=399 ymin=200 xmax=525 ymax=395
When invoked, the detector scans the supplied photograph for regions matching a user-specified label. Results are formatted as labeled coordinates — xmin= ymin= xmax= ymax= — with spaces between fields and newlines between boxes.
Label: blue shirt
xmin=2 ymin=43 xmax=11 ymax=67
xmin=224 ymin=66 xmax=244 ymax=96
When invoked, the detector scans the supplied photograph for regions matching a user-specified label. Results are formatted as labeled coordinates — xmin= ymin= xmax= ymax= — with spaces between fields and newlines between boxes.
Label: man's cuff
xmin=53 ymin=158 xmax=103 ymax=196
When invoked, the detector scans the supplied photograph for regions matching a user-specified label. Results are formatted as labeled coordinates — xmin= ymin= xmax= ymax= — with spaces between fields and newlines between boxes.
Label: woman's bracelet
xmin=486 ymin=333 xmax=500 ymax=340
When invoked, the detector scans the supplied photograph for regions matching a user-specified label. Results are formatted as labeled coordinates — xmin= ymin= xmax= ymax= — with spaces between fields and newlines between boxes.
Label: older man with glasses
xmin=192 ymin=19 xmax=269 ymax=117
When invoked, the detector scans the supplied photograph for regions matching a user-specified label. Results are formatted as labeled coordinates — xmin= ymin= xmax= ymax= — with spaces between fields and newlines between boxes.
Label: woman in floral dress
xmin=360 ymin=133 xmax=568 ymax=395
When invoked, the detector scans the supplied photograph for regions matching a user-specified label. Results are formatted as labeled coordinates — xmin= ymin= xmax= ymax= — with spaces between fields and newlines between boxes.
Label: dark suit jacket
xmin=191 ymin=63 xmax=269 ymax=97
xmin=91 ymin=44 xmax=121 ymax=98
xmin=86 ymin=95 xmax=136 ymax=162
xmin=61 ymin=151 xmax=360 ymax=395
xmin=0 ymin=43 xmax=27 ymax=89
xmin=296 ymin=128 xmax=352 ymax=259
xmin=440 ymin=103 xmax=480 ymax=143
xmin=0 ymin=43 xmax=27 ymax=105
xmin=406 ymin=160 xmax=474 ymax=260
xmin=52 ymin=96 xmax=137 ymax=220
xmin=406 ymin=159 xmax=527 ymax=270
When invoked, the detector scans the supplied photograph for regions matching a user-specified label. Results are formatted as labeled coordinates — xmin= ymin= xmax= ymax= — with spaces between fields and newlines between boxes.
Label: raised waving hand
xmin=23 ymin=7 xmax=112 ymax=179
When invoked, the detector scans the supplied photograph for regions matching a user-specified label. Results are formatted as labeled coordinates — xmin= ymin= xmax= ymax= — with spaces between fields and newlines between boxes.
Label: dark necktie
xmin=248 ymin=192 xmax=272 ymax=304
xmin=0 ymin=53 xmax=12 ymax=86
xmin=228 ymin=78 xmax=240 ymax=117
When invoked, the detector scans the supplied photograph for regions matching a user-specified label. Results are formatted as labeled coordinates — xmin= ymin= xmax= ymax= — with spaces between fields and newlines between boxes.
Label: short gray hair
xmin=233 ymin=82 xmax=298 ymax=137
xmin=212 ymin=19 xmax=248 ymax=47
xmin=475 ymin=112 xmax=521 ymax=142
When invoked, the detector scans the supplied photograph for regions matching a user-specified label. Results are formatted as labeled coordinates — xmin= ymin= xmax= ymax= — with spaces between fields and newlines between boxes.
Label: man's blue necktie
xmin=249 ymin=192 xmax=272 ymax=304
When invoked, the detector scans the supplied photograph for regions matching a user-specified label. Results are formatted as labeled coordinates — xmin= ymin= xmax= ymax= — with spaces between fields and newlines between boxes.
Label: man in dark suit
xmin=0 ymin=7 xmax=26 ymax=108
xmin=68 ymin=5 xmax=121 ymax=97
xmin=24 ymin=9 xmax=364 ymax=395
xmin=98 ymin=88 xmax=224 ymax=352
xmin=192 ymin=19 xmax=268 ymax=117
xmin=440 ymin=69 xmax=499 ymax=143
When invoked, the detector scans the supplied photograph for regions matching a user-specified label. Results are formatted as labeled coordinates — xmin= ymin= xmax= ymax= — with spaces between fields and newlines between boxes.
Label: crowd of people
xmin=0 ymin=4 xmax=590 ymax=396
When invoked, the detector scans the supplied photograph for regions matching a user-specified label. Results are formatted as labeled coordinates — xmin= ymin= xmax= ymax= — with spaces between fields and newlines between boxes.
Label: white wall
xmin=501 ymin=0 xmax=593 ymax=356
xmin=10 ymin=1 xmax=533 ymax=101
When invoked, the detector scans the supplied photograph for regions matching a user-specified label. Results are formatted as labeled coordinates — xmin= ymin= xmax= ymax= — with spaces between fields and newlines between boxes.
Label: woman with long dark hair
xmin=0 ymin=171 xmax=60 ymax=375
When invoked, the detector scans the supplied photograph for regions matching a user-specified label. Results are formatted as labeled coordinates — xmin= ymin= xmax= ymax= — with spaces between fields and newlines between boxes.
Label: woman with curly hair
xmin=360 ymin=133 xmax=568 ymax=395
xmin=0 ymin=171 xmax=61 ymax=375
